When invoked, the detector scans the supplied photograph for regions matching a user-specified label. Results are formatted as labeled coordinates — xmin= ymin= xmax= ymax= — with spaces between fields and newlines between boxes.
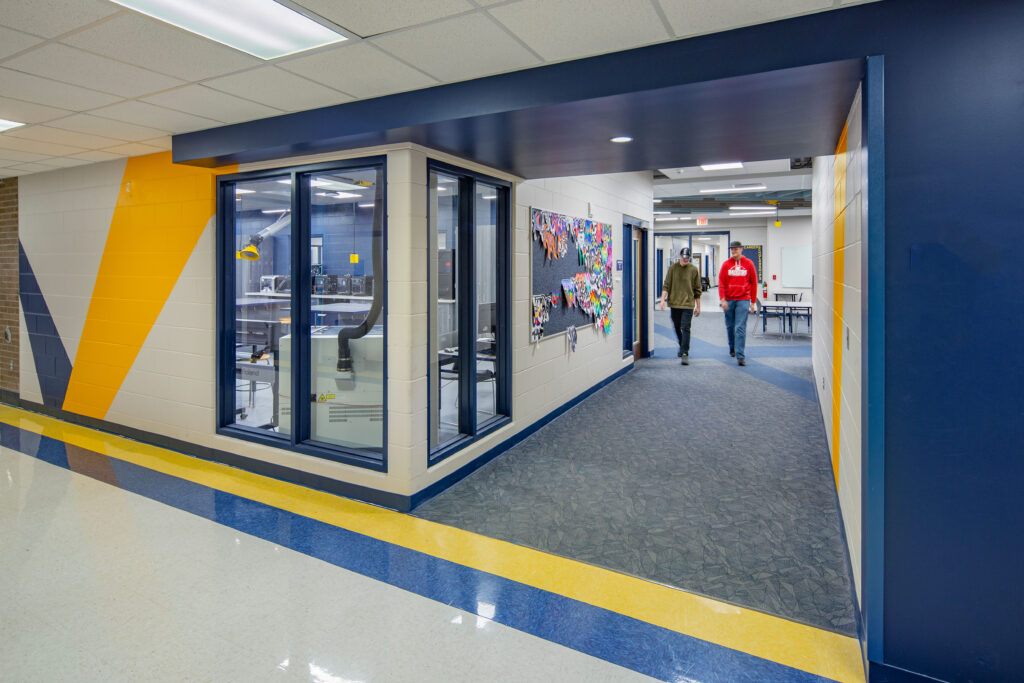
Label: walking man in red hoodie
xmin=718 ymin=240 xmax=759 ymax=366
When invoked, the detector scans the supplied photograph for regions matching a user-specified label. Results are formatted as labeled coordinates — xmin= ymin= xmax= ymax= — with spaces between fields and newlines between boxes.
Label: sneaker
xmin=681 ymin=354 xmax=689 ymax=365
xmin=738 ymin=358 xmax=746 ymax=366
xmin=729 ymin=349 xmax=736 ymax=357
xmin=677 ymin=348 xmax=683 ymax=357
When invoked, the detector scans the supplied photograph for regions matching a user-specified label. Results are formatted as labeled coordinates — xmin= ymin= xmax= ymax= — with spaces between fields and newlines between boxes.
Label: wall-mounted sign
xmin=616 ymin=260 xmax=623 ymax=271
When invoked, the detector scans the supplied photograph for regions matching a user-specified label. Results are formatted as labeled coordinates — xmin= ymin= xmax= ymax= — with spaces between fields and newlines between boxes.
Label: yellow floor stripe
xmin=0 ymin=404 xmax=864 ymax=683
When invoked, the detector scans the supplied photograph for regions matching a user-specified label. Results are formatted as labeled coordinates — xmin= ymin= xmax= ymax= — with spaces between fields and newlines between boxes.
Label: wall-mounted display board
xmin=741 ymin=245 xmax=763 ymax=281
xmin=781 ymin=245 xmax=812 ymax=287
xmin=530 ymin=208 xmax=614 ymax=342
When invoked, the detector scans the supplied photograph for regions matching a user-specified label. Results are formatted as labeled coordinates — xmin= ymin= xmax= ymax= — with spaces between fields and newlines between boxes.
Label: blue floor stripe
xmin=653 ymin=323 xmax=816 ymax=402
xmin=0 ymin=421 xmax=836 ymax=683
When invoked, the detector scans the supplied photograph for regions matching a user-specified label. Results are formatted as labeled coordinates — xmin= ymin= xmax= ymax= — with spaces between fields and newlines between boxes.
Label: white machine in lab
xmin=278 ymin=327 xmax=384 ymax=450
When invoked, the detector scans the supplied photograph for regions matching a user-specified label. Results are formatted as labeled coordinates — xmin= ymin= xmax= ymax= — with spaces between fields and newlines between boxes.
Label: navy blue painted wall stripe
xmin=18 ymin=241 xmax=72 ymax=409
xmin=0 ymin=420 xmax=836 ymax=683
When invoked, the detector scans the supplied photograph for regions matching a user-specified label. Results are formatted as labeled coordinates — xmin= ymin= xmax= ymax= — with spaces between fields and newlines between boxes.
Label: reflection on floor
xmin=0 ymin=405 xmax=863 ymax=682
xmin=415 ymin=307 xmax=858 ymax=636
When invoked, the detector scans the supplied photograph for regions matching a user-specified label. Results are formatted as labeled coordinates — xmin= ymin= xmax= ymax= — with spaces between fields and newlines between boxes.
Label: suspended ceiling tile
xmin=0 ymin=148 xmax=49 ymax=163
xmin=371 ymin=13 xmax=540 ymax=83
xmin=488 ymin=0 xmax=670 ymax=62
xmin=0 ymin=135 xmax=87 ymax=157
xmin=69 ymin=149 xmax=124 ymax=162
xmin=0 ymin=25 xmax=43 ymax=59
xmin=657 ymin=0 xmax=831 ymax=39
xmin=61 ymin=12 xmax=261 ymax=82
xmin=0 ymin=68 xmax=121 ymax=110
xmin=203 ymin=66 xmax=354 ymax=113
xmin=292 ymin=0 xmax=474 ymax=37
xmin=141 ymin=135 xmax=172 ymax=150
xmin=90 ymin=101 xmax=223 ymax=134
xmin=52 ymin=113 xmax=168 ymax=141
xmin=28 ymin=156 xmax=95 ymax=168
xmin=102 ymin=141 xmax=166 ymax=157
xmin=141 ymin=85 xmax=283 ymax=124
xmin=279 ymin=43 xmax=436 ymax=100
xmin=7 ymin=161 xmax=64 ymax=174
xmin=0 ymin=0 xmax=120 ymax=39
xmin=2 ymin=124 xmax=125 ymax=150
xmin=3 ymin=44 xmax=185 ymax=98
xmin=0 ymin=95 xmax=72 ymax=124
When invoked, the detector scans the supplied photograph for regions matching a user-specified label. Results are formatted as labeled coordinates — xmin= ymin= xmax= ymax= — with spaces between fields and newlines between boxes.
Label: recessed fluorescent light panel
xmin=701 ymin=162 xmax=744 ymax=171
xmin=108 ymin=0 xmax=348 ymax=60
xmin=699 ymin=185 xmax=767 ymax=194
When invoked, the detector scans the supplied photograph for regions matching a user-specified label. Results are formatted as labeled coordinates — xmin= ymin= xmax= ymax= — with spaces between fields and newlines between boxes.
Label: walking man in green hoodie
xmin=659 ymin=247 xmax=702 ymax=365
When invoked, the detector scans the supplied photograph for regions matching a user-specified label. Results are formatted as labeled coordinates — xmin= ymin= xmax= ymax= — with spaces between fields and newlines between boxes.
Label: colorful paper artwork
xmin=531 ymin=207 xmax=615 ymax=341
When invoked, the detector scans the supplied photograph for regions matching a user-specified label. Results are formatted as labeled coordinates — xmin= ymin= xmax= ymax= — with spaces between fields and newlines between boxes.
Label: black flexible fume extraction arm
xmin=336 ymin=177 xmax=383 ymax=389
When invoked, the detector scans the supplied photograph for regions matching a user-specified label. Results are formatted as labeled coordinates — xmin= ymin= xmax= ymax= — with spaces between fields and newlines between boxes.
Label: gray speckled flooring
xmin=413 ymin=306 xmax=857 ymax=636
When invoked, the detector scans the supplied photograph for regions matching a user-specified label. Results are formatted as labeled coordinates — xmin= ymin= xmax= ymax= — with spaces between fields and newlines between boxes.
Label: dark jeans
xmin=670 ymin=307 xmax=694 ymax=354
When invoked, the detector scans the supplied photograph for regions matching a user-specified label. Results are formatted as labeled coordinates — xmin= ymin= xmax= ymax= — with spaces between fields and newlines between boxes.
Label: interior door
xmin=632 ymin=227 xmax=642 ymax=359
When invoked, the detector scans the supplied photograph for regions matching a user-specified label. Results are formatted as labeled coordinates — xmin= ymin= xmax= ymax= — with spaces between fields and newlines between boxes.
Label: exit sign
xmin=696 ymin=216 xmax=708 ymax=226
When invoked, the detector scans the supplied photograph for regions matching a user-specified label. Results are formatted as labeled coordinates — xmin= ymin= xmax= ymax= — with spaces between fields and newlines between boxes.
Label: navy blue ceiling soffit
xmin=174 ymin=58 xmax=861 ymax=178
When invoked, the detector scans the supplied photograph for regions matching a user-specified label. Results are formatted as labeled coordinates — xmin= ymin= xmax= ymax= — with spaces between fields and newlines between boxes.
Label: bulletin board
xmin=741 ymin=245 xmax=763 ymax=281
xmin=530 ymin=208 xmax=614 ymax=342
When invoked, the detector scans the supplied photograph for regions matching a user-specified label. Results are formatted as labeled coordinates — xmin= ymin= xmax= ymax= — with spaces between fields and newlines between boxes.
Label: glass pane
xmin=475 ymin=183 xmax=498 ymax=422
xmin=232 ymin=175 xmax=292 ymax=435
xmin=431 ymin=171 xmax=460 ymax=447
xmin=308 ymin=167 xmax=384 ymax=451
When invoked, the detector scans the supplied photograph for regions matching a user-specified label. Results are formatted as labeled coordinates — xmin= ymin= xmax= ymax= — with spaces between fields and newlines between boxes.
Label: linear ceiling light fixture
xmin=728 ymin=211 xmax=775 ymax=217
xmin=0 ymin=118 xmax=25 ymax=132
xmin=609 ymin=136 xmax=633 ymax=143
xmin=699 ymin=185 xmax=767 ymax=194
xmin=729 ymin=205 xmax=768 ymax=210
xmin=109 ymin=0 xmax=348 ymax=60
xmin=701 ymin=162 xmax=744 ymax=171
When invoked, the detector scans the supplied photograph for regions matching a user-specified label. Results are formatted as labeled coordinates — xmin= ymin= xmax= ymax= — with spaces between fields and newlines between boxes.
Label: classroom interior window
xmin=475 ymin=183 xmax=498 ymax=422
xmin=232 ymin=175 xmax=292 ymax=435
xmin=430 ymin=171 xmax=460 ymax=448
xmin=304 ymin=167 xmax=385 ymax=451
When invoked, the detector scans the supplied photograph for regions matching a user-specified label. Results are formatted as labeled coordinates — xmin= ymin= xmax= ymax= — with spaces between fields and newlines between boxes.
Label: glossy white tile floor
xmin=0 ymin=447 xmax=651 ymax=682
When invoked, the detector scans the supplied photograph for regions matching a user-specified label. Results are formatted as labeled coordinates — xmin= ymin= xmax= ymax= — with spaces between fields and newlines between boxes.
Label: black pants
xmin=670 ymin=307 xmax=694 ymax=354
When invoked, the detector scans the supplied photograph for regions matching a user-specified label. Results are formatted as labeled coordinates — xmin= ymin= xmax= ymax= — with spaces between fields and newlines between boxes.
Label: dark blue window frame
xmin=216 ymin=156 xmax=388 ymax=472
xmin=427 ymin=160 xmax=512 ymax=466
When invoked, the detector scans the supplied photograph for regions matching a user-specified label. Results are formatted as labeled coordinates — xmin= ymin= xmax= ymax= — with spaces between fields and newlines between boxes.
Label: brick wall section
xmin=0 ymin=177 xmax=18 ymax=395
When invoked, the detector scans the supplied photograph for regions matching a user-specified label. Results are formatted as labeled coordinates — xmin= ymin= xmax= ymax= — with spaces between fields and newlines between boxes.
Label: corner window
xmin=218 ymin=158 xmax=387 ymax=470
xmin=428 ymin=162 xmax=511 ymax=462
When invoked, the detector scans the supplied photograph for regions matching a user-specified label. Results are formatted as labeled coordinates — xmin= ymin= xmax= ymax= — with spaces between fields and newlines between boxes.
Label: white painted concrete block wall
xmin=812 ymin=85 xmax=864 ymax=603
xmin=416 ymin=170 xmax=653 ymax=492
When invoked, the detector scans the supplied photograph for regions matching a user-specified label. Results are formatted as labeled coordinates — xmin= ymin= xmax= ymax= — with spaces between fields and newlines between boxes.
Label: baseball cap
xmin=680 ymin=247 xmax=691 ymax=257
xmin=729 ymin=240 xmax=743 ymax=248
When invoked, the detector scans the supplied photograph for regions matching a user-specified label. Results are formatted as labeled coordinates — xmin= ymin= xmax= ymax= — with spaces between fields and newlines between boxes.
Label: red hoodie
xmin=719 ymin=256 xmax=758 ymax=303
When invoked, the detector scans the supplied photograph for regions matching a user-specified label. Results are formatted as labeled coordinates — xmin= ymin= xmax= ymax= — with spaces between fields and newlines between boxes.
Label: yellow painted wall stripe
xmin=62 ymin=152 xmax=236 ymax=419
xmin=831 ymin=124 xmax=848 ymax=483
xmin=0 ymin=404 xmax=864 ymax=682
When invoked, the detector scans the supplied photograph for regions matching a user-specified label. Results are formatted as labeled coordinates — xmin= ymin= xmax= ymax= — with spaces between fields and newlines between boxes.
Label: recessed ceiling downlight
xmin=108 ymin=0 xmax=348 ymax=60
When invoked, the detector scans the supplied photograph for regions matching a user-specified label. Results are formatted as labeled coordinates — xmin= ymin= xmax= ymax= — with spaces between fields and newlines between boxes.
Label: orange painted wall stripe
xmin=831 ymin=124 xmax=848 ymax=482
xmin=62 ymin=152 xmax=236 ymax=419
